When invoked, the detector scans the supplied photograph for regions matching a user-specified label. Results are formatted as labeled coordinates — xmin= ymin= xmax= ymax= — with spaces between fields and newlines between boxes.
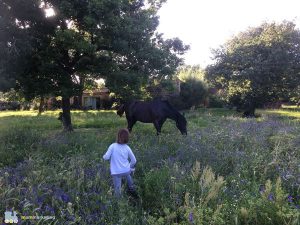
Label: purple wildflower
xmin=45 ymin=205 xmax=55 ymax=214
xmin=61 ymin=193 xmax=70 ymax=203
xmin=84 ymin=168 xmax=96 ymax=179
xmin=100 ymin=203 xmax=107 ymax=212
xmin=287 ymin=195 xmax=293 ymax=203
xmin=37 ymin=196 xmax=45 ymax=206
xmin=268 ymin=193 xmax=274 ymax=201
xmin=189 ymin=212 xmax=194 ymax=223
xmin=54 ymin=188 xmax=70 ymax=203
xmin=66 ymin=214 xmax=75 ymax=221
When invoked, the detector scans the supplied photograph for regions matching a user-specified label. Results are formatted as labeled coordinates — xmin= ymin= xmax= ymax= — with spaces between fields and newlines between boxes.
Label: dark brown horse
xmin=117 ymin=99 xmax=187 ymax=135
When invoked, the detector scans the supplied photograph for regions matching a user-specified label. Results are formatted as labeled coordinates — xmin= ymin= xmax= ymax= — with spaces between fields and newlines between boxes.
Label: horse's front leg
xmin=154 ymin=118 xmax=166 ymax=135
xmin=127 ymin=119 xmax=136 ymax=132
xmin=153 ymin=120 xmax=161 ymax=135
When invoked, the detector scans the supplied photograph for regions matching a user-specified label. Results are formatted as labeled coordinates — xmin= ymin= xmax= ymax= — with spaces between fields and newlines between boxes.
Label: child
xmin=103 ymin=128 xmax=137 ymax=197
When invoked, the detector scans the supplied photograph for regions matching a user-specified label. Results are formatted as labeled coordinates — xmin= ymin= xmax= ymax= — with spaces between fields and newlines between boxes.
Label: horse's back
xmin=125 ymin=101 xmax=152 ymax=122
xmin=127 ymin=100 xmax=168 ymax=123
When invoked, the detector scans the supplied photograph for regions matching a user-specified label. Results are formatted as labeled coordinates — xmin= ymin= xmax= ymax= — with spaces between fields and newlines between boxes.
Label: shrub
xmin=238 ymin=178 xmax=300 ymax=225
xmin=141 ymin=167 xmax=172 ymax=213
xmin=180 ymin=161 xmax=226 ymax=225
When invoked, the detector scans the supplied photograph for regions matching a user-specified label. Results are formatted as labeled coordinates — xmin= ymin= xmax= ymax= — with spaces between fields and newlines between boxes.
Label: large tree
xmin=0 ymin=0 xmax=188 ymax=131
xmin=206 ymin=22 xmax=300 ymax=116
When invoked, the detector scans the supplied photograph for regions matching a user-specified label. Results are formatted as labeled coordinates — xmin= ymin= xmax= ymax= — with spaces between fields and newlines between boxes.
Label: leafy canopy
xmin=0 ymin=0 xmax=189 ymax=101
xmin=206 ymin=21 xmax=300 ymax=111
xmin=172 ymin=66 xmax=208 ymax=109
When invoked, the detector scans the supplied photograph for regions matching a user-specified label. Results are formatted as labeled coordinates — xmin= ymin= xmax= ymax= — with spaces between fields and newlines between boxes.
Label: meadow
xmin=0 ymin=108 xmax=299 ymax=224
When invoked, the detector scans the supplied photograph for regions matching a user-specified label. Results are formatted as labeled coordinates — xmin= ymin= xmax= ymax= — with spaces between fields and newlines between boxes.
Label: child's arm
xmin=128 ymin=148 xmax=137 ymax=168
xmin=103 ymin=144 xmax=114 ymax=160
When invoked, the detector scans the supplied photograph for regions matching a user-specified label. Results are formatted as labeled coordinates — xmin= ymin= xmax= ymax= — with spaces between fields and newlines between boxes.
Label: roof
xmin=82 ymin=88 xmax=110 ymax=97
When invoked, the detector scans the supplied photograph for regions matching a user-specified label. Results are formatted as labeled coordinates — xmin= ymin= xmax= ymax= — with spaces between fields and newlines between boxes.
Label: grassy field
xmin=0 ymin=108 xmax=299 ymax=224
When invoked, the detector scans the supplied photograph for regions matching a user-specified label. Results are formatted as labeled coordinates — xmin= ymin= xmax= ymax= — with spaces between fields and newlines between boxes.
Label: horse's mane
xmin=161 ymin=100 xmax=185 ymax=121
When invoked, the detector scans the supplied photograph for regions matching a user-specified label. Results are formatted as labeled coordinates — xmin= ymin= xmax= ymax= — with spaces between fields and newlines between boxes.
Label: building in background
xmin=80 ymin=88 xmax=110 ymax=109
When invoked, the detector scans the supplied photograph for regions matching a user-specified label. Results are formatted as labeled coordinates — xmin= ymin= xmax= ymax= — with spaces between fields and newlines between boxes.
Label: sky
xmin=157 ymin=0 xmax=300 ymax=67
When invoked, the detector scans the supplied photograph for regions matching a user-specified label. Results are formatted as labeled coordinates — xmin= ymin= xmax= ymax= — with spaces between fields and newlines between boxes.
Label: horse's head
xmin=176 ymin=113 xmax=187 ymax=135
xmin=117 ymin=104 xmax=125 ymax=117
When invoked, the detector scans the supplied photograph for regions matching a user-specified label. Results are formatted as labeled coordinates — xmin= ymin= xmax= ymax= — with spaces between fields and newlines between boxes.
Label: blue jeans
xmin=112 ymin=171 xmax=134 ymax=197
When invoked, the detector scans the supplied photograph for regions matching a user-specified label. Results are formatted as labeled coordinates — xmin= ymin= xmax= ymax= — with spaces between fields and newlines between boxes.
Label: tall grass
xmin=0 ymin=108 xmax=299 ymax=224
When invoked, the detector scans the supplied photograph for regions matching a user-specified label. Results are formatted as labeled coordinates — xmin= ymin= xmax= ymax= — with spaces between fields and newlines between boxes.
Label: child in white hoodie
xmin=103 ymin=128 xmax=137 ymax=197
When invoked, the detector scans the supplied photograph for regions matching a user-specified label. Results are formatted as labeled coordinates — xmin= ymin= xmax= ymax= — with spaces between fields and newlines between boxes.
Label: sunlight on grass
xmin=262 ymin=109 xmax=300 ymax=119
xmin=0 ymin=110 xmax=39 ymax=117
xmin=282 ymin=105 xmax=300 ymax=109
xmin=0 ymin=110 xmax=61 ymax=118
xmin=0 ymin=110 xmax=117 ymax=118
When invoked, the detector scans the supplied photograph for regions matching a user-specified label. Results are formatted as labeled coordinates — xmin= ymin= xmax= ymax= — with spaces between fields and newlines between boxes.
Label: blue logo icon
xmin=4 ymin=210 xmax=18 ymax=224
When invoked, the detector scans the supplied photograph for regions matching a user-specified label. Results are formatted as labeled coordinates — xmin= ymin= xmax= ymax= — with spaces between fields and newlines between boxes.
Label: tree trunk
xmin=243 ymin=105 xmax=256 ymax=118
xmin=60 ymin=96 xmax=73 ymax=131
xmin=38 ymin=96 xmax=45 ymax=115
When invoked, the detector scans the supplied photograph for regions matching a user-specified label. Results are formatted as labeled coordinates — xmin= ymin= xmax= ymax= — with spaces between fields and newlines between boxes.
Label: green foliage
xmin=141 ymin=167 xmax=171 ymax=212
xmin=0 ymin=76 xmax=15 ymax=92
xmin=208 ymin=95 xmax=225 ymax=108
xmin=0 ymin=0 xmax=188 ymax=100
xmin=180 ymin=161 xmax=226 ymax=224
xmin=178 ymin=65 xmax=205 ymax=82
xmin=206 ymin=21 xmax=300 ymax=115
xmin=171 ymin=66 xmax=209 ymax=109
xmin=146 ymin=77 xmax=177 ymax=100
xmin=238 ymin=178 xmax=299 ymax=225
xmin=179 ymin=78 xmax=208 ymax=108
xmin=0 ymin=128 xmax=40 ymax=167
xmin=106 ymin=71 xmax=148 ymax=102
xmin=0 ymin=89 xmax=24 ymax=102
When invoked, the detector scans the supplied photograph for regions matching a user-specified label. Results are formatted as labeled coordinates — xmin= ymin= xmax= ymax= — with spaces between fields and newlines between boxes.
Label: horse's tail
xmin=117 ymin=104 xmax=125 ymax=117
